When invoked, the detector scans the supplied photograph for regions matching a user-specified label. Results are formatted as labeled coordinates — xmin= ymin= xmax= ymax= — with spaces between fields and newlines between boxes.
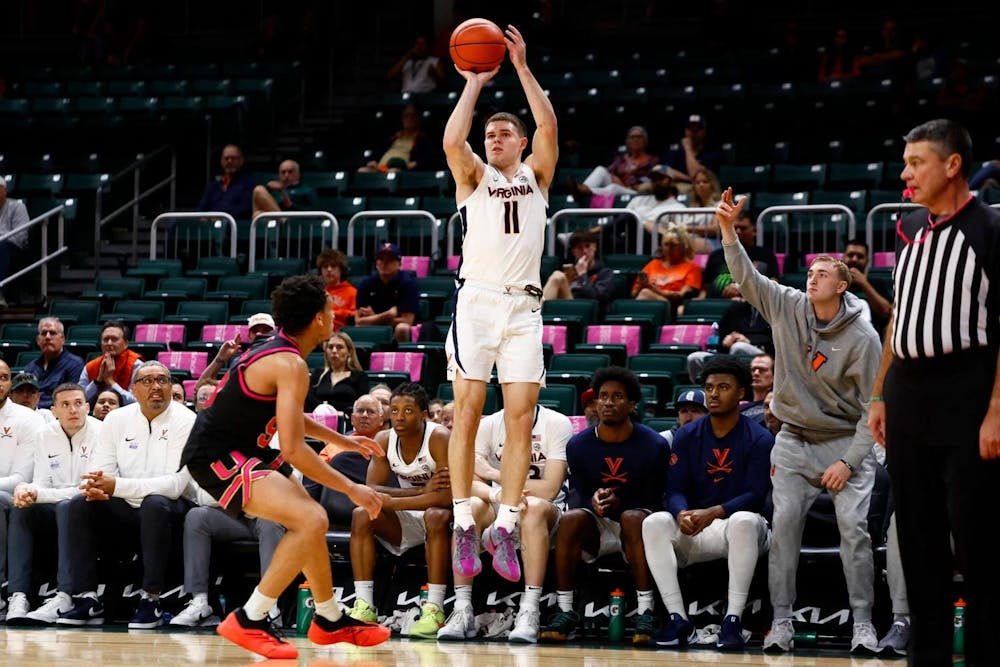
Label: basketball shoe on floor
xmin=452 ymin=524 xmax=482 ymax=577
xmin=632 ymin=609 xmax=657 ymax=645
xmin=482 ymin=524 xmax=521 ymax=582
xmin=409 ymin=602 xmax=446 ymax=639
xmin=508 ymin=608 xmax=540 ymax=643
xmin=650 ymin=613 xmax=695 ymax=647
xmin=5 ymin=593 xmax=30 ymax=625
xmin=762 ymin=618 xmax=794 ymax=652
xmin=437 ymin=604 xmax=476 ymax=640
xmin=129 ymin=597 xmax=166 ymax=629
xmin=308 ymin=611 xmax=391 ymax=646
xmin=539 ymin=610 xmax=579 ymax=642
xmin=170 ymin=598 xmax=221 ymax=627
xmin=346 ymin=599 xmax=378 ymax=623
xmin=217 ymin=607 xmax=298 ymax=659
xmin=851 ymin=621 xmax=880 ymax=654
xmin=25 ymin=592 xmax=73 ymax=625
xmin=878 ymin=617 xmax=910 ymax=656
xmin=56 ymin=594 xmax=105 ymax=626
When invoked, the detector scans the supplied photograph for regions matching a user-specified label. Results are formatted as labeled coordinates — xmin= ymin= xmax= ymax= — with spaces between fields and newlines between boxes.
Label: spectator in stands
xmin=251 ymin=159 xmax=317 ymax=220
xmin=660 ymin=115 xmax=724 ymax=188
xmin=5 ymin=383 xmax=99 ymax=625
xmin=858 ymin=18 xmax=907 ymax=81
xmin=387 ymin=35 xmax=445 ymax=94
xmin=170 ymin=380 xmax=186 ymax=405
xmin=169 ymin=484 xmax=285 ymax=628
xmin=10 ymin=372 xmax=55 ymax=424
xmin=194 ymin=378 xmax=218 ymax=412
xmin=682 ymin=168 xmax=723 ymax=253
xmin=91 ymin=389 xmax=120 ymax=420
xmin=440 ymin=401 xmax=454 ymax=430
xmin=370 ymin=383 xmax=392 ymax=423
xmin=842 ymin=238 xmax=892 ymax=325
xmin=580 ymin=387 xmax=599 ymax=427
xmin=59 ymin=361 xmax=197 ymax=629
xmin=346 ymin=383 xmax=452 ymax=639
xmin=196 ymin=144 xmax=254 ymax=221
xmin=702 ymin=211 xmax=780 ymax=298
xmin=686 ymin=299 xmax=773 ymax=383
xmin=632 ymin=224 xmax=703 ymax=309
xmin=818 ymin=27 xmax=861 ymax=82
xmin=0 ymin=178 xmax=30 ymax=306
xmin=658 ymin=389 xmax=708 ymax=446
xmin=715 ymin=188 xmax=881 ymax=654
xmin=762 ymin=391 xmax=781 ymax=435
xmin=970 ymin=159 xmax=1000 ymax=192
xmin=355 ymin=242 xmax=420 ymax=343
xmin=197 ymin=312 xmax=275 ymax=386
xmin=542 ymin=230 xmax=615 ymax=312
xmin=437 ymin=404 xmax=571 ymax=643
xmin=569 ymin=126 xmax=660 ymax=200
xmin=25 ymin=317 xmax=85 ymax=409
xmin=317 ymin=248 xmax=356 ymax=331
xmin=315 ymin=394 xmax=386 ymax=528
xmin=643 ymin=357 xmax=774 ymax=650
xmin=741 ymin=353 xmax=775 ymax=423
xmin=358 ymin=104 xmax=437 ymax=173
xmin=428 ymin=398 xmax=444 ymax=424
xmin=936 ymin=58 xmax=986 ymax=116
xmin=306 ymin=331 xmax=369 ymax=416
xmin=540 ymin=367 xmax=670 ymax=644
xmin=77 ymin=320 xmax=144 ymax=406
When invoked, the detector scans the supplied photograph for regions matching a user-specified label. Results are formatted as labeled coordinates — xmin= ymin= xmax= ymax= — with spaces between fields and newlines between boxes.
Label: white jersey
xmin=457 ymin=163 xmax=547 ymax=289
xmin=387 ymin=422 xmax=440 ymax=489
xmin=0 ymin=399 xmax=46 ymax=492
xmin=28 ymin=416 xmax=102 ymax=504
xmin=474 ymin=405 xmax=571 ymax=508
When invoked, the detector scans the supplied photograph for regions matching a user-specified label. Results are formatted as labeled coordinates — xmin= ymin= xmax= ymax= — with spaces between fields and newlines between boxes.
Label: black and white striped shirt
xmin=891 ymin=198 xmax=1000 ymax=359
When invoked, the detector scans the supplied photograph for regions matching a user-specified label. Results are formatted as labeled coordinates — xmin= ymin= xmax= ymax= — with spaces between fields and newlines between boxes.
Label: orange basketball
xmin=449 ymin=18 xmax=506 ymax=72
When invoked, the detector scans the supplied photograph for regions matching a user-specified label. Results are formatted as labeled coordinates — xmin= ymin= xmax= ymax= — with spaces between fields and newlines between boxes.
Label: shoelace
xmin=491 ymin=528 xmax=518 ymax=562
xmin=455 ymin=527 xmax=478 ymax=561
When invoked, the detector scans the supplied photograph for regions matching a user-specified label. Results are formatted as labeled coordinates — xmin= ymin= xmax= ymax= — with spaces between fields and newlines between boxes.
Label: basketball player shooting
xmin=442 ymin=24 xmax=558 ymax=583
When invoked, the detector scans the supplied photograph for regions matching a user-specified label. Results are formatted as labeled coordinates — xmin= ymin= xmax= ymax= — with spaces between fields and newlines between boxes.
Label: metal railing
xmin=549 ymin=208 xmax=642 ymax=255
xmin=149 ymin=212 xmax=238 ymax=259
xmin=95 ymin=146 xmax=176 ymax=275
xmin=248 ymin=211 xmax=339 ymax=272
xmin=446 ymin=211 xmax=462 ymax=258
xmin=653 ymin=207 xmax=718 ymax=250
xmin=864 ymin=202 xmax=922 ymax=251
xmin=346 ymin=210 xmax=439 ymax=258
xmin=755 ymin=204 xmax=856 ymax=255
xmin=0 ymin=204 xmax=69 ymax=297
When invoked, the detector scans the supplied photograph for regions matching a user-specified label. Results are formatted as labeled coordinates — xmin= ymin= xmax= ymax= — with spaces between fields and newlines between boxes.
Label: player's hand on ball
xmin=454 ymin=63 xmax=500 ymax=83
xmin=504 ymin=24 xmax=527 ymax=69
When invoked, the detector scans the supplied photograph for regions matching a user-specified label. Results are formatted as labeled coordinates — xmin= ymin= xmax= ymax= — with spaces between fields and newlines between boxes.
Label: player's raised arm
xmin=506 ymin=24 xmax=557 ymax=191
xmin=443 ymin=66 xmax=496 ymax=194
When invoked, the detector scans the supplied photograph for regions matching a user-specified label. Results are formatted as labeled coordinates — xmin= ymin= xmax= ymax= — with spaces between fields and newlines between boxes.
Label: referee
xmin=869 ymin=119 xmax=1000 ymax=666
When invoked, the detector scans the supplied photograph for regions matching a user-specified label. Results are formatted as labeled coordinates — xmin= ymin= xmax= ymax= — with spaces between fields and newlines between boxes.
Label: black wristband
xmin=839 ymin=458 xmax=855 ymax=473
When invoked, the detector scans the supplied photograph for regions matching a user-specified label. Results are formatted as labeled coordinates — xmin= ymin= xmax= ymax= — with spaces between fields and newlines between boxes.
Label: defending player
xmin=179 ymin=275 xmax=390 ymax=660
xmin=442 ymin=24 xmax=558 ymax=581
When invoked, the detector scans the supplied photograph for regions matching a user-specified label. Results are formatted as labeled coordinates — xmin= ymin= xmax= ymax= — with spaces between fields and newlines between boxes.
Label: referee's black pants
xmin=885 ymin=347 xmax=1000 ymax=667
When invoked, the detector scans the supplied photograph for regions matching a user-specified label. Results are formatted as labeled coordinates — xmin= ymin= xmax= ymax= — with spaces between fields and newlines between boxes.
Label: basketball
xmin=449 ymin=18 xmax=506 ymax=72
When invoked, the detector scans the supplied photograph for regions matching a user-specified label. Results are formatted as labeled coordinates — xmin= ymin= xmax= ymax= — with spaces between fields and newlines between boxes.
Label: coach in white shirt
xmin=58 ymin=361 xmax=196 ymax=629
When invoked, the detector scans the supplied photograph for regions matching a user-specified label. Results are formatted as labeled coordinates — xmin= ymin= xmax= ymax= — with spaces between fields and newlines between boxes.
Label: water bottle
xmin=419 ymin=584 xmax=429 ymax=606
xmin=297 ymin=581 xmax=315 ymax=636
xmin=218 ymin=593 xmax=227 ymax=616
xmin=793 ymin=631 xmax=818 ymax=645
xmin=953 ymin=598 xmax=966 ymax=656
xmin=707 ymin=322 xmax=720 ymax=352
xmin=607 ymin=588 xmax=625 ymax=641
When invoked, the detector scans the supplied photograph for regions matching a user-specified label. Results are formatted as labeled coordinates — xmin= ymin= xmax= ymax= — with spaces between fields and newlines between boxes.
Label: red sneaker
xmin=217 ymin=608 xmax=298 ymax=659
xmin=308 ymin=612 xmax=391 ymax=646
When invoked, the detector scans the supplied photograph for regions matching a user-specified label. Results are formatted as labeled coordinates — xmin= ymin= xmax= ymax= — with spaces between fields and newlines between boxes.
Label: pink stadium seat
xmin=158 ymin=351 xmax=209 ymax=377
xmin=199 ymin=324 xmax=247 ymax=343
xmin=447 ymin=255 xmax=461 ymax=270
xmin=872 ymin=251 xmax=895 ymax=268
xmin=567 ymin=415 xmax=589 ymax=434
xmin=775 ymin=252 xmax=786 ymax=275
xmin=134 ymin=324 xmax=186 ymax=347
xmin=659 ymin=324 xmax=713 ymax=350
xmin=182 ymin=379 xmax=198 ymax=401
xmin=585 ymin=325 xmax=641 ymax=356
xmin=409 ymin=324 xmax=422 ymax=342
xmin=369 ymin=351 xmax=425 ymax=383
xmin=589 ymin=193 xmax=616 ymax=208
xmin=401 ymin=256 xmax=431 ymax=278
xmin=542 ymin=325 xmax=568 ymax=355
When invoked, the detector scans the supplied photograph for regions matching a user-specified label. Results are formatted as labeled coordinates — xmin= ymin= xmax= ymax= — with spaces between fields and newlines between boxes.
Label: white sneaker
xmin=168 ymin=599 xmax=220 ymax=627
xmin=851 ymin=621 xmax=880 ymax=654
xmin=508 ymin=607 xmax=540 ymax=643
xmin=6 ymin=593 xmax=31 ymax=623
xmin=762 ymin=617 xmax=794 ymax=652
xmin=437 ymin=605 xmax=476 ymax=640
xmin=25 ymin=592 xmax=73 ymax=624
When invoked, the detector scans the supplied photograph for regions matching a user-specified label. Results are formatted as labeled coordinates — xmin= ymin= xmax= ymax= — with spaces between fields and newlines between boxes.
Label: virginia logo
xmin=707 ymin=448 xmax=733 ymax=482
xmin=600 ymin=456 xmax=627 ymax=484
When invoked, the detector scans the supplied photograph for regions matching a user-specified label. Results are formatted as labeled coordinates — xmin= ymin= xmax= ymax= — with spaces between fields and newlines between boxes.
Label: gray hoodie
xmin=723 ymin=241 xmax=881 ymax=468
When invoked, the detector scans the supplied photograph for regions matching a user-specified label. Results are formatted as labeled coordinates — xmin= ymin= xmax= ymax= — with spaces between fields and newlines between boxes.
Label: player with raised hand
xmin=442 ymin=23 xmax=558 ymax=583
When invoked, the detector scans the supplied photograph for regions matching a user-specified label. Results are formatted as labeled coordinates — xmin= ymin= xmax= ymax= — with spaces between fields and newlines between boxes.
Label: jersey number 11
xmin=503 ymin=201 xmax=520 ymax=234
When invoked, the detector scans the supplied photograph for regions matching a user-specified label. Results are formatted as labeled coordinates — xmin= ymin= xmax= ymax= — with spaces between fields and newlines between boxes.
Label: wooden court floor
xmin=0 ymin=627 xmax=916 ymax=666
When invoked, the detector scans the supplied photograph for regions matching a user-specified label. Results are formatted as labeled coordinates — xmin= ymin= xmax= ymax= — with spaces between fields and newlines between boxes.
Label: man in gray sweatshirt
xmin=715 ymin=188 xmax=882 ymax=655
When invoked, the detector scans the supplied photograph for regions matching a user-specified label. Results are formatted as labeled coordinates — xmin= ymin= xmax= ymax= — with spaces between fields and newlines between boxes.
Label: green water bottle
xmin=793 ymin=631 xmax=818 ymax=646
xmin=419 ymin=584 xmax=429 ymax=606
xmin=608 ymin=588 xmax=626 ymax=641
xmin=953 ymin=598 xmax=966 ymax=656
xmin=297 ymin=581 xmax=315 ymax=636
